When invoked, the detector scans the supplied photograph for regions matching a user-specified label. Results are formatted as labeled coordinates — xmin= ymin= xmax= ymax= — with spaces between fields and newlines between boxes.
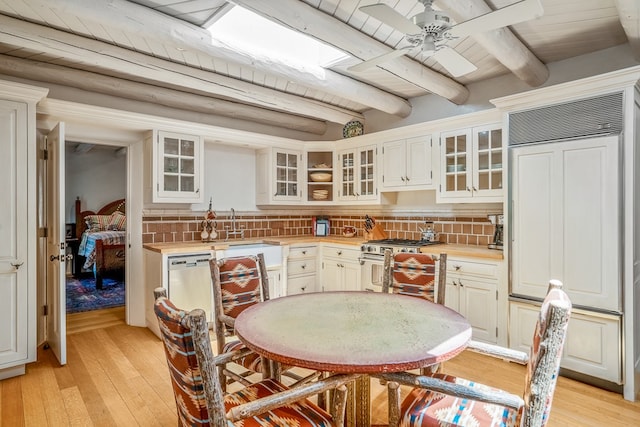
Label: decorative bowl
xmin=342 ymin=231 xmax=356 ymax=237
xmin=310 ymin=172 xmax=332 ymax=182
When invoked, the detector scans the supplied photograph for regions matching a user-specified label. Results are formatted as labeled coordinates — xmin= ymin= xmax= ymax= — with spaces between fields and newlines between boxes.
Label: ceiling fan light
xmin=422 ymin=40 xmax=436 ymax=56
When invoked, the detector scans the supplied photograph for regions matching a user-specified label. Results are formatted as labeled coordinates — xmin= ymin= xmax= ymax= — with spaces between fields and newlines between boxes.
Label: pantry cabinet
xmin=256 ymin=147 xmax=302 ymax=205
xmin=337 ymin=144 xmax=377 ymax=202
xmin=320 ymin=244 xmax=361 ymax=292
xmin=147 ymin=130 xmax=204 ymax=203
xmin=438 ymin=123 xmax=503 ymax=203
xmin=444 ymin=257 xmax=499 ymax=343
xmin=381 ymin=136 xmax=434 ymax=190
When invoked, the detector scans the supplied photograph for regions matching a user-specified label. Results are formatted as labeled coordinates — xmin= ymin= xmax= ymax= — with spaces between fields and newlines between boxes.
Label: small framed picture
xmin=65 ymin=223 xmax=74 ymax=239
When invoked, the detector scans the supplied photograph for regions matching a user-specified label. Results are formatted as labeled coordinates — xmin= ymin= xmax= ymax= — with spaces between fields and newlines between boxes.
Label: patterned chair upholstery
xmin=377 ymin=280 xmax=572 ymax=427
xmin=382 ymin=250 xmax=447 ymax=304
xmin=211 ymin=255 xmax=269 ymax=390
xmin=211 ymin=254 xmax=318 ymax=390
xmin=153 ymin=287 xmax=357 ymax=427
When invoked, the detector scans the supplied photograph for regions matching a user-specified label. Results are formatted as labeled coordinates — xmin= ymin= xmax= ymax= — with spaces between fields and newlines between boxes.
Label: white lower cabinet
xmin=321 ymin=244 xmax=361 ymax=292
xmin=287 ymin=244 xmax=317 ymax=295
xmin=444 ymin=257 xmax=499 ymax=343
xmin=509 ymin=301 xmax=622 ymax=384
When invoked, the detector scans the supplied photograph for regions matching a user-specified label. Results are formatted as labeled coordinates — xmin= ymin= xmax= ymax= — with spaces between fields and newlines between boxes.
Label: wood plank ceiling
xmin=0 ymin=0 xmax=637 ymax=134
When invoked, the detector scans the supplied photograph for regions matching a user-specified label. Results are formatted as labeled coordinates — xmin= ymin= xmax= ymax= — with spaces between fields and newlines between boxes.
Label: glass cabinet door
xmin=275 ymin=150 xmax=299 ymax=198
xmin=358 ymin=146 xmax=376 ymax=198
xmin=156 ymin=131 xmax=203 ymax=202
xmin=474 ymin=125 xmax=503 ymax=193
xmin=443 ymin=129 xmax=471 ymax=194
xmin=340 ymin=151 xmax=355 ymax=198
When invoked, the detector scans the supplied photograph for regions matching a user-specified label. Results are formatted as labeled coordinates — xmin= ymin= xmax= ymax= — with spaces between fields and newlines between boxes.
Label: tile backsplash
xmin=143 ymin=212 xmax=497 ymax=247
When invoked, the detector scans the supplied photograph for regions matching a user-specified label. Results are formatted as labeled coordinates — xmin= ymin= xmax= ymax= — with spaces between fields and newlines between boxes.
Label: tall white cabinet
xmin=0 ymin=81 xmax=48 ymax=379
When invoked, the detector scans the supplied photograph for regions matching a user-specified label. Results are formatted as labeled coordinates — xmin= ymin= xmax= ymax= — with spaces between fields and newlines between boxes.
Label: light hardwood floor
xmin=1 ymin=313 xmax=639 ymax=426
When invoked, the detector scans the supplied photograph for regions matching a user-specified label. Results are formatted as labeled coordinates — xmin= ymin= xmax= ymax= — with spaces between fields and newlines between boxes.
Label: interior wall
xmin=65 ymin=144 xmax=127 ymax=223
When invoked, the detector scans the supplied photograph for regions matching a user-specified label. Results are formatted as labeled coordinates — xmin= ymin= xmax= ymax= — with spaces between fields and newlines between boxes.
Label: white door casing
xmin=45 ymin=123 xmax=66 ymax=365
xmin=0 ymin=100 xmax=29 ymax=370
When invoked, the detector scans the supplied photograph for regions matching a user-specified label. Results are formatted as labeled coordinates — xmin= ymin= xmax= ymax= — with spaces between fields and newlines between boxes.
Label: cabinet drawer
xmin=289 ymin=245 xmax=317 ymax=258
xmin=288 ymin=259 xmax=316 ymax=276
xmin=288 ymin=276 xmax=316 ymax=295
xmin=448 ymin=258 xmax=499 ymax=279
xmin=322 ymin=245 xmax=360 ymax=259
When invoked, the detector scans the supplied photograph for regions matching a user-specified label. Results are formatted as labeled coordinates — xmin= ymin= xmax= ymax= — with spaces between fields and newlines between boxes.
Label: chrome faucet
xmin=225 ymin=208 xmax=244 ymax=241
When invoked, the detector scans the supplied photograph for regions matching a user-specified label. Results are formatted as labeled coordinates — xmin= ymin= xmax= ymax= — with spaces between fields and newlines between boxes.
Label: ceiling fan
xmin=349 ymin=0 xmax=543 ymax=77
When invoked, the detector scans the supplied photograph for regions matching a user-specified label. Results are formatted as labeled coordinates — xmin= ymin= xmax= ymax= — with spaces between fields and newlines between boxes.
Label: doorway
xmin=64 ymin=142 xmax=127 ymax=319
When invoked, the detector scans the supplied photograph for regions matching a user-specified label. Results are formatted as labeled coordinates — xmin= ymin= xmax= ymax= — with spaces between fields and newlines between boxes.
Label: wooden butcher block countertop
xmin=144 ymin=236 xmax=503 ymax=260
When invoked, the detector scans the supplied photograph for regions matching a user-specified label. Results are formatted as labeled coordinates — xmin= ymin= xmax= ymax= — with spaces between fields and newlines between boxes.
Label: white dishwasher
xmin=167 ymin=253 xmax=214 ymax=321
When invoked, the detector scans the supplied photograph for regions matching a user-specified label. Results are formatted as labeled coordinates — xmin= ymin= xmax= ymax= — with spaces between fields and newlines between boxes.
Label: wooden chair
xmin=211 ymin=254 xmax=318 ymax=390
xmin=153 ymin=288 xmax=358 ymax=427
xmin=382 ymin=249 xmax=447 ymax=304
xmin=375 ymin=280 xmax=572 ymax=427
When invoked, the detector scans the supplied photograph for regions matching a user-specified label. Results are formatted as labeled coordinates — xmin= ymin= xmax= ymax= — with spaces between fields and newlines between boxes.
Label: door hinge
xmin=382 ymin=175 xmax=384 ymax=183
xmin=430 ymin=171 xmax=433 ymax=179
xmin=43 ymin=305 xmax=48 ymax=316
xmin=42 ymin=149 xmax=49 ymax=160
xmin=40 ymin=227 xmax=48 ymax=238
xmin=496 ymin=327 xmax=498 ymax=337
xmin=496 ymin=290 xmax=498 ymax=300
xmin=439 ymin=184 xmax=441 ymax=192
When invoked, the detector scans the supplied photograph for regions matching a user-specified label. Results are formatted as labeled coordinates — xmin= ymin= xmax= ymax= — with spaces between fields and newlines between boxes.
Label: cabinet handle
xmin=466 ymin=186 xmax=471 ymax=192
xmin=337 ymin=250 xmax=342 ymax=255
xmin=302 ymin=250 xmax=307 ymax=255
xmin=401 ymin=176 xmax=405 ymax=182
xmin=301 ymin=286 xmax=306 ymax=292
xmin=454 ymin=265 xmax=461 ymax=271
xmin=472 ymin=186 xmax=478 ymax=192
xmin=11 ymin=261 xmax=24 ymax=269
xmin=459 ymin=280 xmax=464 ymax=287
xmin=301 ymin=264 xmax=306 ymax=269
xmin=405 ymin=176 xmax=410 ymax=182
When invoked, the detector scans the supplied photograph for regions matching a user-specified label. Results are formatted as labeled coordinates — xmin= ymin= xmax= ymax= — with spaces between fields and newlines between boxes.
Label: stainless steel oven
xmin=359 ymin=239 xmax=444 ymax=292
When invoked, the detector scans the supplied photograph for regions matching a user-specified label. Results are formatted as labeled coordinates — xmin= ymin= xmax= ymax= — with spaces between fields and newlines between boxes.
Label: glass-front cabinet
xmin=337 ymin=144 xmax=377 ymax=202
xmin=276 ymin=150 xmax=300 ymax=198
xmin=256 ymin=147 xmax=302 ymax=205
xmin=439 ymin=123 xmax=503 ymax=202
xmin=154 ymin=131 xmax=204 ymax=203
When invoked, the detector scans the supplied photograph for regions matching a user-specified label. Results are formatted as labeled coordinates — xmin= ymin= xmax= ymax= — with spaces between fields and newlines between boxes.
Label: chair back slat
xmin=523 ymin=280 xmax=572 ymax=427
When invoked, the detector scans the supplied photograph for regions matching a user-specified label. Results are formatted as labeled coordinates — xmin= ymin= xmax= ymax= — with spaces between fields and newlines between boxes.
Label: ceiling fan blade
xmin=433 ymin=47 xmax=478 ymax=77
xmin=448 ymin=0 xmax=544 ymax=38
xmin=348 ymin=46 xmax=414 ymax=72
xmin=359 ymin=4 xmax=422 ymax=34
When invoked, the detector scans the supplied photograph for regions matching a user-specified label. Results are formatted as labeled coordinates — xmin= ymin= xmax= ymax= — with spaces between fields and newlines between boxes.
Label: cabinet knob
xmin=405 ymin=176 xmax=410 ymax=182
xmin=472 ymin=186 xmax=478 ymax=192
xmin=454 ymin=265 xmax=461 ymax=271
xmin=301 ymin=264 xmax=306 ymax=269
xmin=302 ymin=250 xmax=307 ymax=255
xmin=466 ymin=187 xmax=471 ymax=192
xmin=337 ymin=250 xmax=342 ymax=256
xmin=401 ymin=176 xmax=405 ymax=182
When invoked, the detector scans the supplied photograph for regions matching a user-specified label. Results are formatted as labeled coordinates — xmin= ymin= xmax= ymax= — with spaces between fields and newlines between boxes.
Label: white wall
xmin=189 ymin=143 xmax=257 ymax=213
xmin=65 ymin=143 xmax=127 ymax=222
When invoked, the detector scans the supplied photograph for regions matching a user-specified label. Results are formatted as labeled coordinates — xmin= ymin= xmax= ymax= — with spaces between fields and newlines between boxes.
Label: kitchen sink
xmin=219 ymin=242 xmax=283 ymax=266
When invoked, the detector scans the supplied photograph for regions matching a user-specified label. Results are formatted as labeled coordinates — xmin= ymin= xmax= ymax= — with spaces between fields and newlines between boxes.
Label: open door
xmin=45 ymin=123 xmax=66 ymax=365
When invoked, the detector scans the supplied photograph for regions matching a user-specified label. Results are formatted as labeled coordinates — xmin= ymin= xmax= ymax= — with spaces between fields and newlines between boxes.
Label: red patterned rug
xmin=66 ymin=276 xmax=125 ymax=313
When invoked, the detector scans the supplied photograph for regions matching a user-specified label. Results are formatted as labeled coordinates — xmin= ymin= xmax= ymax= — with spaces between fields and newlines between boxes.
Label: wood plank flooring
xmin=1 ymin=317 xmax=639 ymax=426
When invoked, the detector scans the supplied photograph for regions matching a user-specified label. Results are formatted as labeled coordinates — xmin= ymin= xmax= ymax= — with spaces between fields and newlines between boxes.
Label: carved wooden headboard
xmin=74 ymin=197 xmax=126 ymax=238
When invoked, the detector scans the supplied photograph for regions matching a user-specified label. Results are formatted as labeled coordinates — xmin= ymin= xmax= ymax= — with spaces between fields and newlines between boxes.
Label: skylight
xmin=207 ymin=6 xmax=348 ymax=69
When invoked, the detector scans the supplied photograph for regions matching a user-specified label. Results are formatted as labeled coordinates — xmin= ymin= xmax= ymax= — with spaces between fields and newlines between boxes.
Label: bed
xmin=75 ymin=198 xmax=126 ymax=290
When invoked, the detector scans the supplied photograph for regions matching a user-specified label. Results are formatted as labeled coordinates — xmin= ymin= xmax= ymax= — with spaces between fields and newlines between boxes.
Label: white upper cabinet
xmin=150 ymin=130 xmax=204 ymax=203
xmin=438 ymin=123 xmax=503 ymax=203
xmin=256 ymin=147 xmax=302 ymax=205
xmin=306 ymin=150 xmax=335 ymax=203
xmin=337 ymin=144 xmax=377 ymax=202
xmin=381 ymin=136 xmax=434 ymax=190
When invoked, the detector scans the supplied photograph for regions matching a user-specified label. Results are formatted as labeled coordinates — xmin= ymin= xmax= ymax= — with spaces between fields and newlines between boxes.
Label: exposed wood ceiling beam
xmin=0 ymin=15 xmax=361 ymax=125
xmin=0 ymin=55 xmax=327 ymax=134
xmin=231 ymin=0 xmax=470 ymax=105
xmin=615 ymin=0 xmax=640 ymax=61
xmin=15 ymin=0 xmax=411 ymax=119
xmin=437 ymin=0 xmax=549 ymax=86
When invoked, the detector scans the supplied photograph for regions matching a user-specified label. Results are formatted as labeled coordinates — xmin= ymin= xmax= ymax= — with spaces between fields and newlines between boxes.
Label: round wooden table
xmin=234 ymin=291 xmax=472 ymax=426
